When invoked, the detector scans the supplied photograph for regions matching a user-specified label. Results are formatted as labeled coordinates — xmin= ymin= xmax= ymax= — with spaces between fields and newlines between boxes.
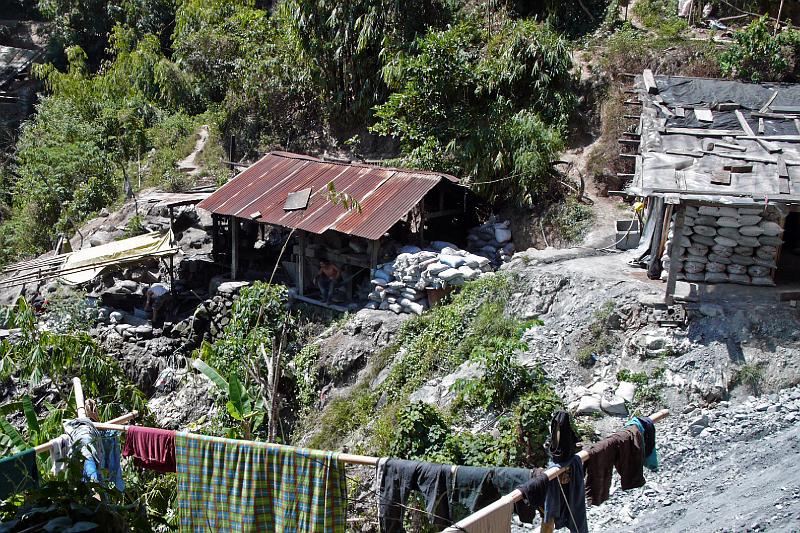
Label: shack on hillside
xmin=621 ymin=72 xmax=800 ymax=302
xmin=196 ymin=151 xmax=473 ymax=308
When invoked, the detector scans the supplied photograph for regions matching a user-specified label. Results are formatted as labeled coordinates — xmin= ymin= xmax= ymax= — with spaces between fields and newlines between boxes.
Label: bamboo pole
xmin=32 ymin=411 xmax=139 ymax=454
xmin=73 ymin=378 xmax=86 ymax=419
xmin=443 ymin=409 xmax=670 ymax=532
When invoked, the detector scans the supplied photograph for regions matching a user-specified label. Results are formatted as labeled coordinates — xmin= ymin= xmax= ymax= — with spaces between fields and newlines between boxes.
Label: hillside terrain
xmin=0 ymin=0 xmax=799 ymax=531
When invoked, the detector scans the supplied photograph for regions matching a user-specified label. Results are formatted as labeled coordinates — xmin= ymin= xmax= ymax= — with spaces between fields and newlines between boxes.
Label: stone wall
xmin=662 ymin=205 xmax=784 ymax=286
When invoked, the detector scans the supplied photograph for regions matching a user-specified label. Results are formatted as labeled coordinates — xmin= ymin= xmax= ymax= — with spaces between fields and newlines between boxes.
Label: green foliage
xmin=734 ymin=361 xmax=765 ymax=395
xmin=452 ymin=338 xmax=540 ymax=410
xmin=0 ymin=298 xmax=146 ymax=419
xmin=511 ymin=0 xmax=615 ymax=38
xmin=123 ymin=215 xmax=146 ymax=238
xmin=379 ymin=276 xmax=515 ymax=405
xmin=719 ymin=16 xmax=800 ymax=82
xmin=616 ymin=369 xmax=649 ymax=385
xmin=292 ymin=344 xmax=321 ymax=410
xmin=633 ymin=0 xmax=688 ymax=39
xmin=545 ymin=197 xmax=596 ymax=245
xmin=576 ymin=301 xmax=617 ymax=367
xmin=200 ymin=282 xmax=292 ymax=378
xmin=0 ymin=458 xmax=152 ymax=531
xmin=389 ymin=402 xmax=449 ymax=460
xmin=373 ymin=17 xmax=574 ymax=206
xmin=284 ymin=0 xmax=455 ymax=125
xmin=10 ymin=96 xmax=117 ymax=254
xmin=42 ymin=288 xmax=98 ymax=334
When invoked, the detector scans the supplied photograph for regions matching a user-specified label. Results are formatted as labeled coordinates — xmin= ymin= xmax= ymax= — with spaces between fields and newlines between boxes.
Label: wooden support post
xmin=73 ymin=377 xmax=86 ymax=419
xmin=230 ymin=215 xmax=239 ymax=280
xmin=665 ymin=204 xmax=685 ymax=305
xmin=298 ymin=231 xmax=306 ymax=296
xmin=647 ymin=199 xmax=667 ymax=280
xmin=369 ymin=240 xmax=380 ymax=271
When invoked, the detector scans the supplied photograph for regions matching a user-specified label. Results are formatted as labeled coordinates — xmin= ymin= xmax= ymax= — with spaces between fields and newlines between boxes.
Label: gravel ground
xmin=589 ymin=386 xmax=800 ymax=532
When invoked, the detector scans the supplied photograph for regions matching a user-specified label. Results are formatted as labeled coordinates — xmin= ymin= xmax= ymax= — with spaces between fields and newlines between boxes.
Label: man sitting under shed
xmin=314 ymin=259 xmax=343 ymax=304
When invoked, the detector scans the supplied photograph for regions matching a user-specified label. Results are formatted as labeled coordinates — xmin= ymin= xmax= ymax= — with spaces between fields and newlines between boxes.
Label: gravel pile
xmin=662 ymin=205 xmax=782 ymax=286
xmin=366 ymin=244 xmax=494 ymax=314
xmin=467 ymin=218 xmax=515 ymax=266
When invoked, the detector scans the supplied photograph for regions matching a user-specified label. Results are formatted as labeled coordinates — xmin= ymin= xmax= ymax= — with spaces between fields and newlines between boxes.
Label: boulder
xmin=601 ymin=396 xmax=628 ymax=416
xmin=576 ymin=395 xmax=603 ymax=415
xmin=615 ymin=382 xmax=637 ymax=402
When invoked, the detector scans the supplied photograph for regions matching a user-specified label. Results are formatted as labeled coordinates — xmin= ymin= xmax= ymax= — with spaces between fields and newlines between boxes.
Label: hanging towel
xmin=625 ymin=416 xmax=658 ymax=471
xmin=122 ymin=426 xmax=176 ymax=473
xmin=0 ymin=449 xmax=40 ymax=500
xmin=543 ymin=455 xmax=588 ymax=533
xmin=378 ymin=459 xmax=452 ymax=532
xmin=50 ymin=434 xmax=71 ymax=475
xmin=175 ymin=432 xmax=347 ymax=533
xmin=515 ymin=469 xmax=549 ymax=521
xmin=63 ymin=417 xmax=105 ymax=483
xmin=101 ymin=431 xmax=124 ymax=492
xmin=461 ymin=498 xmax=513 ymax=533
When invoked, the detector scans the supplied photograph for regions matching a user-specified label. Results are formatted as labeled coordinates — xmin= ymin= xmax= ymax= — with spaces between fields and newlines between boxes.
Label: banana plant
xmin=192 ymin=358 xmax=265 ymax=440
xmin=0 ymin=395 xmax=43 ymax=456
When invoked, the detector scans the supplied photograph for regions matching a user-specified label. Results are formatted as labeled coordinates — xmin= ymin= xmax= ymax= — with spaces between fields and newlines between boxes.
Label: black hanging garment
xmin=545 ymin=410 xmax=578 ymax=463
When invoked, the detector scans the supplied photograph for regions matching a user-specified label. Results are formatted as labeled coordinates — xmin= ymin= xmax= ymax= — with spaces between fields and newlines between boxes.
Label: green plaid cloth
xmin=175 ymin=432 xmax=347 ymax=532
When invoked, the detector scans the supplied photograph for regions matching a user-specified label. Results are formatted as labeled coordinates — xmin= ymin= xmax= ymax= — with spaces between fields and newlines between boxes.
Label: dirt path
xmin=177 ymin=125 xmax=209 ymax=176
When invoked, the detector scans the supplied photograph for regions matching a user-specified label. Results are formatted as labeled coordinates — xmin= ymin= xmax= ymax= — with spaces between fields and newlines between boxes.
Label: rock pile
xmin=467 ymin=218 xmax=515 ymax=265
xmin=662 ymin=205 xmax=782 ymax=286
xmin=366 ymin=245 xmax=494 ymax=314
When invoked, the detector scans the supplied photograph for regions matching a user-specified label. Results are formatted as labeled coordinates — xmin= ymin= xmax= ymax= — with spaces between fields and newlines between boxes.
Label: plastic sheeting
xmin=627 ymin=74 xmax=800 ymax=200
xmin=59 ymin=231 xmax=174 ymax=285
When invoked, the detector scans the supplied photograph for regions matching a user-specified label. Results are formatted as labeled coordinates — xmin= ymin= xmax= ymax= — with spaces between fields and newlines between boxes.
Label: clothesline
xmin=442 ymin=408 xmax=670 ymax=532
xmin=56 ymin=377 xmax=667 ymax=532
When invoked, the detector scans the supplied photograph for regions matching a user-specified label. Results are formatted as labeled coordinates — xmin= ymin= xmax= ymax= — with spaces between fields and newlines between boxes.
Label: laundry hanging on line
xmin=543 ymin=454 xmax=588 ymax=533
xmin=49 ymin=434 xmax=70 ymax=475
xmin=584 ymin=426 xmax=645 ymax=506
xmin=378 ymin=458 xmax=453 ymax=533
xmin=122 ymin=426 xmax=176 ymax=473
xmin=175 ymin=432 xmax=348 ymax=533
xmin=0 ymin=448 xmax=40 ymax=500
xmin=450 ymin=466 xmax=539 ymax=523
xmin=626 ymin=416 xmax=659 ymax=471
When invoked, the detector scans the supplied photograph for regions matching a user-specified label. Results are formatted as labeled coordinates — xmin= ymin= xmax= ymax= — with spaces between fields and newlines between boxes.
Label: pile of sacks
xmin=466 ymin=218 xmax=515 ymax=265
xmin=662 ymin=205 xmax=782 ymax=286
xmin=366 ymin=243 xmax=494 ymax=314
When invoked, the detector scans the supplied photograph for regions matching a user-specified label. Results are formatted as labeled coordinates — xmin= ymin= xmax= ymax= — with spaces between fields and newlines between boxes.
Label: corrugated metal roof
xmin=197 ymin=152 xmax=460 ymax=240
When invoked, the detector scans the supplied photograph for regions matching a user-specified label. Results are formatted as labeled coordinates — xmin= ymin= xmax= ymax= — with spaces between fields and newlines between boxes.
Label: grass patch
xmin=545 ymin=197 xmax=596 ymax=245
xmin=733 ymin=362 xmax=765 ymax=395
xmin=576 ymin=301 xmax=616 ymax=367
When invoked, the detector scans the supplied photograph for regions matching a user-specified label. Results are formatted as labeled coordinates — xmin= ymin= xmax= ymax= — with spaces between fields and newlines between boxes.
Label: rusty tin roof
xmin=197 ymin=152 xmax=460 ymax=240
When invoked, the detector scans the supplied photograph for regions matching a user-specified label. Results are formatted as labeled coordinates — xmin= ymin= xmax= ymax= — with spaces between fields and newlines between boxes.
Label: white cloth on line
xmin=50 ymin=434 xmax=71 ymax=475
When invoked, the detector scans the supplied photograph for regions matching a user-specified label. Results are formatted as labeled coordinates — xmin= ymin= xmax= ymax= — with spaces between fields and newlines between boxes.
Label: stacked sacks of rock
xmin=366 ymin=245 xmax=494 ymax=314
xmin=466 ymin=218 xmax=514 ymax=265
xmin=661 ymin=205 xmax=782 ymax=286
